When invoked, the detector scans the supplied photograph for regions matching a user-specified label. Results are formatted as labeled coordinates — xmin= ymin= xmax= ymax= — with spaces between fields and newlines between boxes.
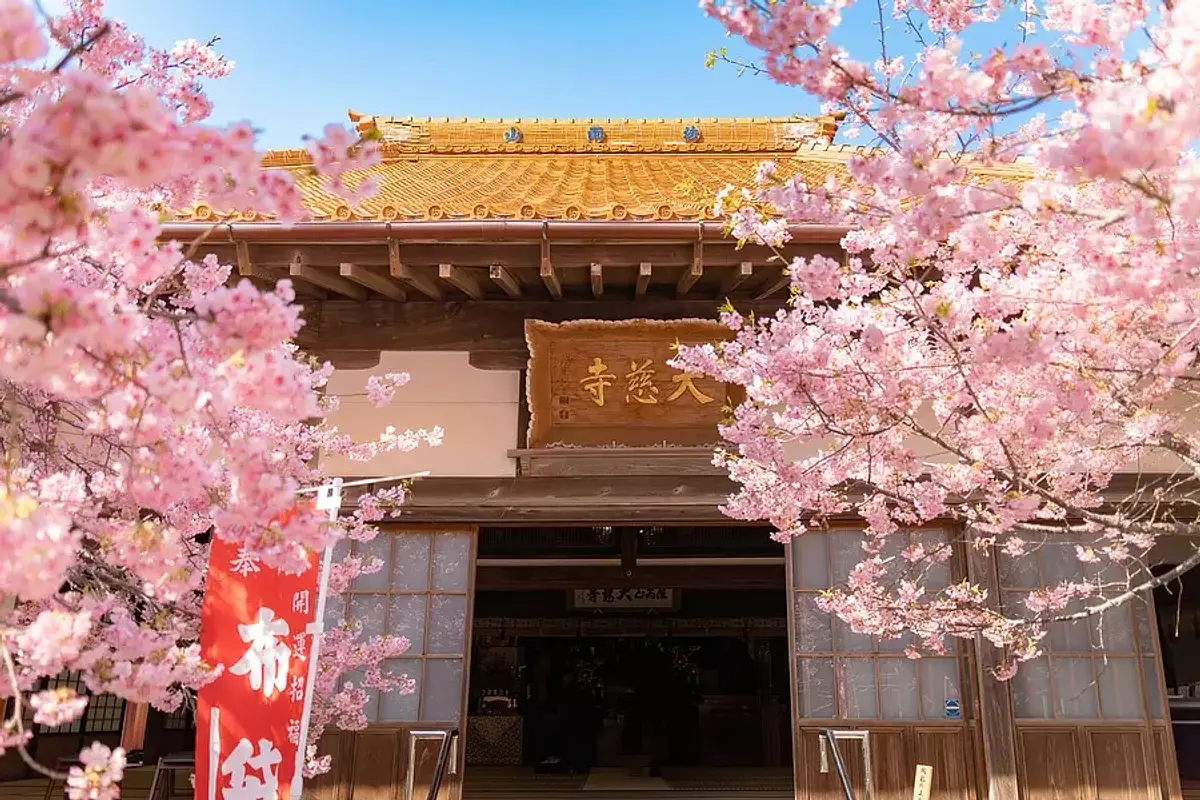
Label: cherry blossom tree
xmin=0 ymin=1 xmax=430 ymax=791
xmin=678 ymin=0 xmax=1200 ymax=672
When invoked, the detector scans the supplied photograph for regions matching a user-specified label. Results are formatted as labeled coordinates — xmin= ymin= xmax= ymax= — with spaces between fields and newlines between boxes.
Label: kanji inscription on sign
xmin=525 ymin=318 xmax=738 ymax=447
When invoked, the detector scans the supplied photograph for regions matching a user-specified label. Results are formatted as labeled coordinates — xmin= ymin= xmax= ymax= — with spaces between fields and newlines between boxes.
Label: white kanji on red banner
xmin=195 ymin=498 xmax=330 ymax=800
xmin=221 ymin=737 xmax=283 ymax=800
xmin=229 ymin=607 xmax=292 ymax=699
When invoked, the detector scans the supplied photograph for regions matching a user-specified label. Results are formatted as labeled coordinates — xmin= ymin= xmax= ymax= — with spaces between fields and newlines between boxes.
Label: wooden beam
xmin=635 ymin=262 xmax=652 ymax=298
xmin=388 ymin=240 xmax=442 ymax=300
xmin=438 ymin=263 xmax=485 ymax=300
xmin=289 ymin=256 xmax=368 ymax=300
xmin=720 ymin=261 xmax=754 ymax=296
xmin=349 ymin=474 xmax=738 ymax=523
xmin=477 ymin=564 xmax=784 ymax=591
xmin=307 ymin=299 xmax=787 ymax=354
xmin=308 ymin=349 xmax=384 ymax=370
xmin=488 ymin=264 xmax=522 ymax=297
xmin=119 ymin=703 xmax=150 ymax=752
xmin=205 ymin=240 xmax=827 ymax=272
xmin=755 ymin=264 xmax=791 ymax=299
xmin=966 ymin=542 xmax=1020 ymax=800
xmin=540 ymin=239 xmax=562 ymax=299
xmin=339 ymin=263 xmax=406 ymax=301
xmin=677 ymin=242 xmax=703 ymax=297
xmin=589 ymin=263 xmax=603 ymax=298
xmin=235 ymin=241 xmax=272 ymax=280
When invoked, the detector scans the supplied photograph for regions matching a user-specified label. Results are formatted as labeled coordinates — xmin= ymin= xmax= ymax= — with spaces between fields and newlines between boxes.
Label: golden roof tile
xmin=175 ymin=113 xmax=1030 ymax=224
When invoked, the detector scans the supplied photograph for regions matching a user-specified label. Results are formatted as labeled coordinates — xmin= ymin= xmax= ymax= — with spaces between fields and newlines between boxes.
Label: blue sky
xmin=102 ymin=0 xmax=824 ymax=151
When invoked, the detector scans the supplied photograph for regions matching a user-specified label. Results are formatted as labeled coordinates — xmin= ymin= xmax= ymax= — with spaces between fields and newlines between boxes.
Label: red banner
xmin=195 ymin=520 xmax=321 ymax=800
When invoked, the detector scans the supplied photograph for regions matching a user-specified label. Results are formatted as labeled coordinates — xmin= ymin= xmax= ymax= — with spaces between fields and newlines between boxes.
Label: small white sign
xmin=572 ymin=588 xmax=675 ymax=609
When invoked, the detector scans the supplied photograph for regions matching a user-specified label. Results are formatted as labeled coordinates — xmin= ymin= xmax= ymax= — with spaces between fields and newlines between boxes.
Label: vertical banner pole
xmin=208 ymin=708 xmax=220 ymax=800
xmin=290 ymin=477 xmax=343 ymax=800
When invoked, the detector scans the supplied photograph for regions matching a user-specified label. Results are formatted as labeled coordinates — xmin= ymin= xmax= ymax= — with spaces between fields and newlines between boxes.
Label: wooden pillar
xmin=966 ymin=543 xmax=1020 ymax=800
xmin=119 ymin=702 xmax=150 ymax=751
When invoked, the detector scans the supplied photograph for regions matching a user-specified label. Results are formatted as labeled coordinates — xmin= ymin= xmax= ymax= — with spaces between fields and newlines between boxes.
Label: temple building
xmin=3 ymin=114 xmax=1195 ymax=800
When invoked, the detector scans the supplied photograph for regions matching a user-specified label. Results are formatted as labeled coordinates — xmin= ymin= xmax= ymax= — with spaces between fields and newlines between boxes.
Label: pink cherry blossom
xmin=681 ymin=0 xmax=1200 ymax=673
xmin=66 ymin=743 xmax=125 ymax=800
xmin=29 ymin=687 xmax=89 ymax=727
xmin=0 ymin=0 xmax=438 ymax=780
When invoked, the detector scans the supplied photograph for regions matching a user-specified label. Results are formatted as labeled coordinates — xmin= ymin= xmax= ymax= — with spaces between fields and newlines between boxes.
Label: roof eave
xmin=157 ymin=219 xmax=851 ymax=245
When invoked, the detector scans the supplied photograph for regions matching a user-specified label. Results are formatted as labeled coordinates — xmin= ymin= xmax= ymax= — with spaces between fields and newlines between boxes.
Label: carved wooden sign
xmin=525 ymin=318 xmax=737 ymax=448
xmin=571 ymin=588 xmax=676 ymax=610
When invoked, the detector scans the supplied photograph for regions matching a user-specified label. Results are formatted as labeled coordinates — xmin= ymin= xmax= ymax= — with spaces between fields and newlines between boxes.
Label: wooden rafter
xmin=539 ymin=241 xmax=562 ymax=299
xmin=289 ymin=255 xmax=366 ymax=300
xmin=719 ymin=261 xmax=754 ymax=296
xmin=388 ymin=240 xmax=442 ymax=300
xmin=438 ymin=263 xmax=485 ymax=300
xmin=589 ymin=263 xmax=603 ymax=298
xmin=488 ymin=264 xmax=521 ymax=297
xmin=677 ymin=242 xmax=703 ymax=297
xmin=339 ymin=263 xmax=407 ymax=301
xmin=755 ymin=270 xmax=791 ymax=300
xmin=635 ymin=262 xmax=652 ymax=298
xmin=235 ymin=241 xmax=272 ymax=280
xmin=540 ymin=239 xmax=562 ymax=299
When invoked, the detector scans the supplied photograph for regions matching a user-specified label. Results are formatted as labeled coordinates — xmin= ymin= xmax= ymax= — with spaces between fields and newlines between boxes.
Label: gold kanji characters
xmin=579 ymin=357 xmax=616 ymax=406
xmin=624 ymin=359 xmax=659 ymax=404
xmin=666 ymin=371 xmax=714 ymax=405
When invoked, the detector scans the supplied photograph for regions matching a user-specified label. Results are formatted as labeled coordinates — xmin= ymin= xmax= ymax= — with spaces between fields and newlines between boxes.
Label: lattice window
xmin=83 ymin=692 xmax=125 ymax=734
xmin=22 ymin=672 xmax=125 ymax=734
xmin=327 ymin=528 xmax=474 ymax=724
xmin=26 ymin=672 xmax=87 ymax=734
xmin=999 ymin=533 xmax=1163 ymax=720
xmin=789 ymin=528 xmax=968 ymax=721
xmin=163 ymin=705 xmax=194 ymax=731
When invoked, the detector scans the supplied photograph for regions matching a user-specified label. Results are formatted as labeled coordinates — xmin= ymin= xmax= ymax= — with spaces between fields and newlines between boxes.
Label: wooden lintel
xmin=720 ymin=261 xmax=754 ymax=296
xmin=339 ymin=263 xmax=407 ymax=301
xmin=488 ymin=264 xmax=522 ymax=297
xmin=438 ymin=263 xmax=485 ymax=300
xmin=540 ymin=239 xmax=562 ymax=299
xmin=477 ymin=563 xmax=784 ymax=591
xmin=388 ymin=240 xmax=442 ymax=300
xmin=289 ymin=256 xmax=368 ymax=300
xmin=589 ymin=263 xmax=603 ymax=298
xmin=635 ymin=262 xmax=652 ymax=298
xmin=510 ymin=446 xmax=723 ymax=477
xmin=307 ymin=299 xmax=786 ymax=353
xmin=346 ymin=474 xmax=737 ymax=523
xmin=677 ymin=243 xmax=703 ymax=297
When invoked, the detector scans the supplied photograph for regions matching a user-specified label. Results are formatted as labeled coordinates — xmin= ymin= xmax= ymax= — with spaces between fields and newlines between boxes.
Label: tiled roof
xmin=174 ymin=113 xmax=1029 ymax=223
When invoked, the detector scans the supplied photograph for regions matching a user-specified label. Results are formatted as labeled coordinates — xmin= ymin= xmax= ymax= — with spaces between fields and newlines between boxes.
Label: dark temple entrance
xmin=464 ymin=526 xmax=794 ymax=794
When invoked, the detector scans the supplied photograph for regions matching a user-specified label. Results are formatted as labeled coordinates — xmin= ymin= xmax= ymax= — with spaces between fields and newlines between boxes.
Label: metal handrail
xmin=820 ymin=729 xmax=857 ymax=800
xmin=424 ymin=729 xmax=459 ymax=800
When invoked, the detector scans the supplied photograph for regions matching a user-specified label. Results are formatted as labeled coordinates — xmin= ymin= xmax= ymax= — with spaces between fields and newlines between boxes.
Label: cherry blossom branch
xmin=0 ymin=639 xmax=70 ymax=781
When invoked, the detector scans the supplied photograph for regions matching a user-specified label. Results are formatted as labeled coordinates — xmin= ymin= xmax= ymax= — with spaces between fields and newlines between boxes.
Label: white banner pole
xmin=289 ymin=478 xmax=343 ymax=800
xmin=288 ymin=473 xmax=425 ymax=800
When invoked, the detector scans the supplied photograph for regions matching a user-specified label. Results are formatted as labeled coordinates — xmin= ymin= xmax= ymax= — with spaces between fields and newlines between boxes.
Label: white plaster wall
xmin=777 ymin=393 xmax=1200 ymax=476
xmin=320 ymin=351 xmax=520 ymax=478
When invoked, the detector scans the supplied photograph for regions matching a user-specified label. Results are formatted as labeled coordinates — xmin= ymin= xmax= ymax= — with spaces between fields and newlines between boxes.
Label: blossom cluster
xmin=0 ymin=0 xmax=426 ymax=786
xmin=679 ymin=0 xmax=1200 ymax=670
